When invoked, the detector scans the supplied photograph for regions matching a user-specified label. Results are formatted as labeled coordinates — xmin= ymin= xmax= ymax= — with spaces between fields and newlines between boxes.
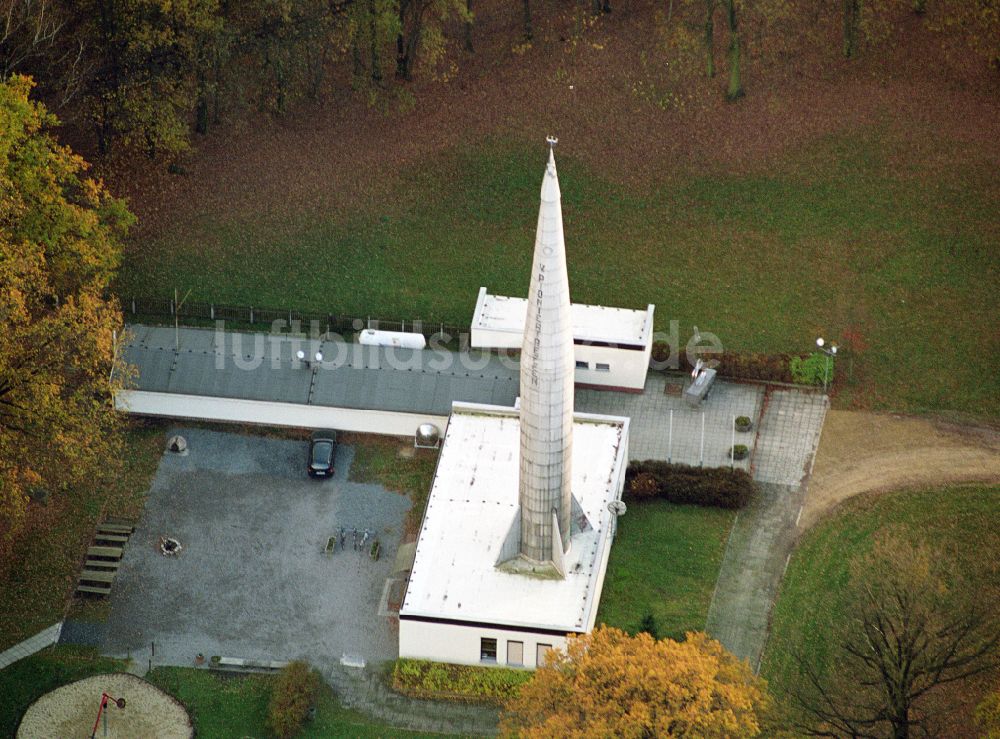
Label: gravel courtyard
xmin=102 ymin=428 xmax=410 ymax=669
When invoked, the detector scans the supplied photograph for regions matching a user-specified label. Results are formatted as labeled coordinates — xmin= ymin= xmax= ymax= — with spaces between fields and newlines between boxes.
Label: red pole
xmin=90 ymin=694 xmax=109 ymax=739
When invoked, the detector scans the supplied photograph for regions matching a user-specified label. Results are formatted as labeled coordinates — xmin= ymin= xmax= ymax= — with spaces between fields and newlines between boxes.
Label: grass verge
xmin=596 ymin=500 xmax=735 ymax=641
xmin=0 ymin=423 xmax=163 ymax=650
xmin=346 ymin=434 xmax=439 ymax=539
xmin=0 ymin=646 xmax=129 ymax=736
xmin=761 ymin=483 xmax=1000 ymax=736
xmin=146 ymin=666 xmax=445 ymax=738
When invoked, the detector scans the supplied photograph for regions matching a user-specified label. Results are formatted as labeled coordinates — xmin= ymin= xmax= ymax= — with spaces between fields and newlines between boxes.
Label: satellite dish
xmin=314 ymin=351 xmax=324 ymax=363
xmin=608 ymin=500 xmax=627 ymax=516
xmin=296 ymin=349 xmax=305 ymax=361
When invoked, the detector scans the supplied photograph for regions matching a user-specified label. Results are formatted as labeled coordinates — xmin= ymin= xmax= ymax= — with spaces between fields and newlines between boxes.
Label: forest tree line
xmin=0 ymin=0 xmax=996 ymax=159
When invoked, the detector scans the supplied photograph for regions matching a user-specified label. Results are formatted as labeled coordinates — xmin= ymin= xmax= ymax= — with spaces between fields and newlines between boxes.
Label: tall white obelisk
xmin=517 ymin=138 xmax=575 ymax=568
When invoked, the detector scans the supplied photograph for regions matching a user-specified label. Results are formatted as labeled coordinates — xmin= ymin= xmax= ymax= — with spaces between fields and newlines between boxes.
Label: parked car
xmin=308 ymin=430 xmax=338 ymax=478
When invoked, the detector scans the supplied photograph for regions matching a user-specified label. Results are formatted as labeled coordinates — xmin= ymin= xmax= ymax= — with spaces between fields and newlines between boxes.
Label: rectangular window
xmin=507 ymin=640 xmax=524 ymax=666
xmin=595 ymin=363 xmax=611 ymax=373
xmin=480 ymin=638 xmax=497 ymax=663
xmin=536 ymin=643 xmax=552 ymax=666
xmin=575 ymin=360 xmax=589 ymax=370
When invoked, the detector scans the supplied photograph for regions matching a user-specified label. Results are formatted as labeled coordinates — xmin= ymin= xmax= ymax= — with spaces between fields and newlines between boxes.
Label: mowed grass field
xmin=118 ymin=129 xmax=999 ymax=417
xmin=761 ymin=484 xmax=1000 ymax=735
xmin=597 ymin=501 xmax=735 ymax=640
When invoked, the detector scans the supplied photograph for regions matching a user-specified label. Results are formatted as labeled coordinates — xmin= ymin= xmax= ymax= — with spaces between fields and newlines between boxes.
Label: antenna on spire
xmin=546 ymin=135 xmax=558 ymax=149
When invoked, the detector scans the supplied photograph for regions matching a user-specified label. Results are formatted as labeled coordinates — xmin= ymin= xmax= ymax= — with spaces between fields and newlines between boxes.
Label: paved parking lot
xmin=102 ymin=428 xmax=410 ymax=669
xmin=578 ymin=373 xmax=764 ymax=471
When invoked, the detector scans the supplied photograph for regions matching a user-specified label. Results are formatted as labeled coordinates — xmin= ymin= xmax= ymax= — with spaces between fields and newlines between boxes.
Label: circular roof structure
xmin=17 ymin=673 xmax=192 ymax=739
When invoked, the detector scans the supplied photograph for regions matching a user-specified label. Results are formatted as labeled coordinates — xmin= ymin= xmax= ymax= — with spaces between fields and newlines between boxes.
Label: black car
xmin=308 ymin=430 xmax=338 ymax=478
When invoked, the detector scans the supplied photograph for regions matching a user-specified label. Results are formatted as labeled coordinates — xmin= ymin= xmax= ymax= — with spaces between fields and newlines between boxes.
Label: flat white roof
xmin=400 ymin=403 xmax=629 ymax=633
xmin=472 ymin=288 xmax=655 ymax=347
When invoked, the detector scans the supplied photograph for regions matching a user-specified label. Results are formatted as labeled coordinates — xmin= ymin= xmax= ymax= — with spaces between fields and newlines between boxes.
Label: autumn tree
xmin=923 ymin=0 xmax=1000 ymax=74
xmin=500 ymin=626 xmax=770 ymax=738
xmin=0 ymin=75 xmax=133 ymax=542
xmin=793 ymin=532 xmax=999 ymax=738
xmin=702 ymin=0 xmax=743 ymax=99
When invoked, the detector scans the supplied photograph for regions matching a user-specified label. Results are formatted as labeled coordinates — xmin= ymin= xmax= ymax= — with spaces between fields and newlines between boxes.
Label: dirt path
xmin=802 ymin=411 xmax=1000 ymax=530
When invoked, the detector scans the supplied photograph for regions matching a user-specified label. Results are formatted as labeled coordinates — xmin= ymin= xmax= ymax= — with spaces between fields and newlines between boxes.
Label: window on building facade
xmin=575 ymin=360 xmax=589 ymax=369
xmin=536 ymin=643 xmax=552 ymax=666
xmin=507 ymin=640 xmax=524 ymax=666
xmin=480 ymin=637 xmax=498 ymax=662
xmin=595 ymin=363 xmax=611 ymax=372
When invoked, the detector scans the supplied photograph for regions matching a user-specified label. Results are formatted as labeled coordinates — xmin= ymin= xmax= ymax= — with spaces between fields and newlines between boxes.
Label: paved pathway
xmin=705 ymin=389 xmax=828 ymax=669
xmin=0 ymin=623 xmax=62 ymax=670
xmin=326 ymin=664 xmax=499 ymax=736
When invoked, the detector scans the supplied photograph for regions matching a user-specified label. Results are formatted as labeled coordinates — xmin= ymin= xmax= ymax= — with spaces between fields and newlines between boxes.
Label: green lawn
xmin=118 ymin=131 xmax=1000 ymax=417
xmin=0 ymin=646 xmax=129 ymax=736
xmin=0 ymin=424 xmax=163 ymax=651
xmin=597 ymin=500 xmax=735 ymax=640
xmin=146 ymin=667 xmax=446 ymax=738
xmin=761 ymin=484 xmax=1000 ymax=733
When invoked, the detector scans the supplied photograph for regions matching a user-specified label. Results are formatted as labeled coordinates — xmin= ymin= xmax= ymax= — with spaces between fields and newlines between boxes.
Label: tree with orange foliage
xmin=499 ymin=626 xmax=770 ymax=738
xmin=0 ymin=75 xmax=134 ymax=543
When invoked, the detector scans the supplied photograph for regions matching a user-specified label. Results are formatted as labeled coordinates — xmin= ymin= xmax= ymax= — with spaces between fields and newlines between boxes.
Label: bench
xmin=79 ymin=569 xmax=116 ymax=584
xmin=210 ymin=657 xmax=290 ymax=672
xmin=97 ymin=523 xmax=135 ymax=535
xmin=87 ymin=545 xmax=123 ymax=559
xmin=75 ymin=584 xmax=112 ymax=596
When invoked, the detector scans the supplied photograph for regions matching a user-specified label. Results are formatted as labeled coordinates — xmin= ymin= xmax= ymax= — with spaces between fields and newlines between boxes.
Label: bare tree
xmin=793 ymin=533 xmax=999 ymax=739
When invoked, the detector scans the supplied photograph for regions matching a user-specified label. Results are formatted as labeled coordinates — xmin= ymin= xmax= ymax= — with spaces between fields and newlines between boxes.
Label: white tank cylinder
xmin=358 ymin=329 xmax=427 ymax=349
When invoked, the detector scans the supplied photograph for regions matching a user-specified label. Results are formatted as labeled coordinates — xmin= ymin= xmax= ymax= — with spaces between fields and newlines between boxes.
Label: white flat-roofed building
xmin=470 ymin=287 xmax=655 ymax=391
xmin=398 ymin=402 xmax=629 ymax=668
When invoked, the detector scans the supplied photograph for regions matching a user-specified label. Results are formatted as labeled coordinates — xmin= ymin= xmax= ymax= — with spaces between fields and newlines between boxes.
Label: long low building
xmin=470 ymin=287 xmax=655 ymax=391
xmin=398 ymin=402 xmax=630 ymax=668
xmin=116 ymin=324 xmax=519 ymax=436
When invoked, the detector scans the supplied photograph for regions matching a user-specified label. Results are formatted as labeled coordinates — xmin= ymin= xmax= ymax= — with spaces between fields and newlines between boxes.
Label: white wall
xmin=398 ymin=619 xmax=570 ymax=669
xmin=115 ymin=390 xmax=449 ymax=437
xmin=468 ymin=333 xmax=650 ymax=391
xmin=573 ymin=343 xmax=649 ymax=391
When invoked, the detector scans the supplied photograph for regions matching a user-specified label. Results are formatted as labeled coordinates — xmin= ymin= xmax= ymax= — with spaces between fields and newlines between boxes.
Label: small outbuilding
xmin=470 ymin=287 xmax=655 ymax=391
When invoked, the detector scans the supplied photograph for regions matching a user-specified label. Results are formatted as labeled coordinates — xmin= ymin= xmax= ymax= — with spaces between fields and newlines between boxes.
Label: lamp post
xmin=815 ymin=337 xmax=837 ymax=393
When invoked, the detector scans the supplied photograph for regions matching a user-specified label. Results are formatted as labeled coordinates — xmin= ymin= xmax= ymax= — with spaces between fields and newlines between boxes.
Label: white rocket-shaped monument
xmin=500 ymin=138 xmax=578 ymax=576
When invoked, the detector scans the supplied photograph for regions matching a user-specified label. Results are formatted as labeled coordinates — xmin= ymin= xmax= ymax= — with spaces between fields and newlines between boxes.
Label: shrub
xmin=790 ymin=352 xmax=834 ymax=386
xmin=268 ymin=661 xmax=321 ymax=738
xmin=735 ymin=416 xmax=753 ymax=432
xmin=623 ymin=461 xmax=756 ymax=509
xmin=650 ymin=344 xmax=806 ymax=384
xmin=627 ymin=472 xmax=659 ymax=499
xmin=731 ymin=444 xmax=749 ymax=460
xmin=392 ymin=658 xmax=532 ymax=704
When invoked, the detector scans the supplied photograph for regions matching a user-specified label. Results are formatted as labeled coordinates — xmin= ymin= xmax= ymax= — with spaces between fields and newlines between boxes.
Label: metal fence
xmin=122 ymin=295 xmax=467 ymax=341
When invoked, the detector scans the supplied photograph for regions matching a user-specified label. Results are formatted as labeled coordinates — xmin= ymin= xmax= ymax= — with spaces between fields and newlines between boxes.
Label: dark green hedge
xmin=624 ymin=461 xmax=756 ymax=509
xmin=650 ymin=344 xmax=806 ymax=384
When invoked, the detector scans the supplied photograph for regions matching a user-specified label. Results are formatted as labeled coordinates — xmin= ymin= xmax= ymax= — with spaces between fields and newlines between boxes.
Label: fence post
xmin=210 ymin=304 xmax=214 ymax=320
xmin=131 ymin=298 xmax=136 ymax=315
xmin=170 ymin=299 xmax=174 ymax=316
xmin=249 ymin=306 xmax=254 ymax=324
